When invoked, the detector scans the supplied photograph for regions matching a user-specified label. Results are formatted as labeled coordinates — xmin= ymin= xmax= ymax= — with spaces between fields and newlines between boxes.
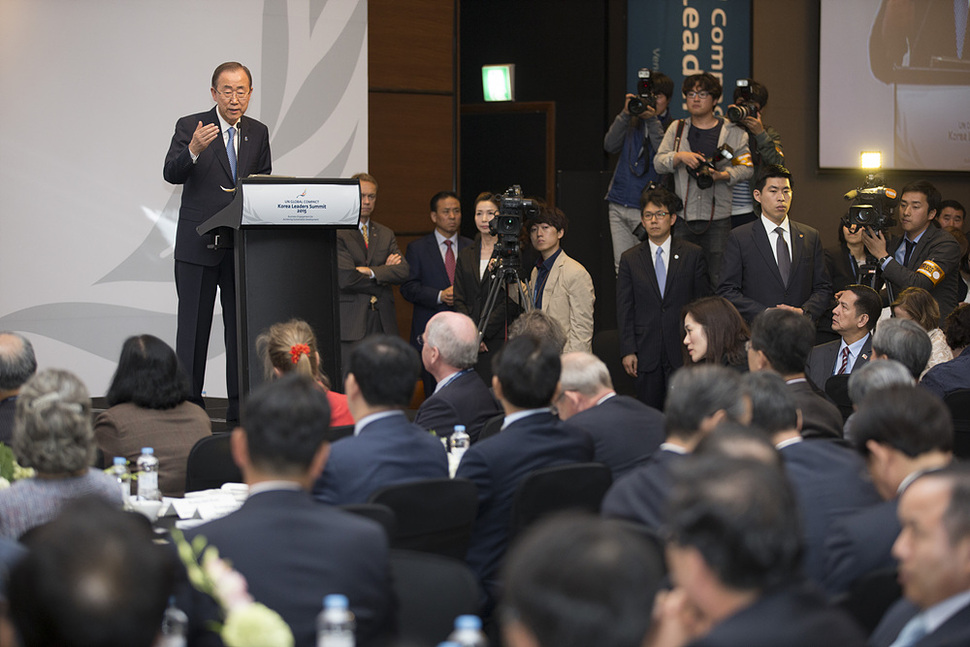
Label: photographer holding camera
xmin=655 ymin=72 xmax=753 ymax=285
xmin=862 ymin=180 xmax=961 ymax=324
xmin=604 ymin=70 xmax=674 ymax=272
xmin=725 ymin=79 xmax=785 ymax=229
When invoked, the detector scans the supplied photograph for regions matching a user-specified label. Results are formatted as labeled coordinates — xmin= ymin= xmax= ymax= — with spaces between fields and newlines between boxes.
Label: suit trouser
xmin=175 ymin=255 xmax=239 ymax=420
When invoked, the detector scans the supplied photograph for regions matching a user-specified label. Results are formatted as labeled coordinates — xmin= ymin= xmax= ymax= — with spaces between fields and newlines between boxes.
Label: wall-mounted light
xmin=482 ymin=64 xmax=514 ymax=102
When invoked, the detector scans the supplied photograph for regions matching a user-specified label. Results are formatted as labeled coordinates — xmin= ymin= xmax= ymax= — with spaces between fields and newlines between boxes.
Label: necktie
xmin=889 ymin=614 xmax=928 ymax=647
xmin=361 ymin=222 xmax=369 ymax=248
xmin=775 ymin=227 xmax=791 ymax=285
xmin=904 ymin=239 xmax=915 ymax=267
xmin=444 ymin=240 xmax=456 ymax=284
xmin=837 ymin=346 xmax=850 ymax=375
xmin=655 ymin=247 xmax=666 ymax=297
xmin=226 ymin=126 xmax=237 ymax=182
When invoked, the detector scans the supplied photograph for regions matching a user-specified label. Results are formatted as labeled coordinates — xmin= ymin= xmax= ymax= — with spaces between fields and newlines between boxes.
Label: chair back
xmin=390 ymin=549 xmax=480 ymax=646
xmin=339 ymin=503 xmax=398 ymax=540
xmin=823 ymin=374 xmax=853 ymax=423
xmin=368 ymin=478 xmax=478 ymax=560
xmin=326 ymin=424 xmax=355 ymax=443
xmin=184 ymin=434 xmax=242 ymax=493
xmin=510 ymin=462 xmax=613 ymax=538
xmin=944 ymin=389 xmax=970 ymax=459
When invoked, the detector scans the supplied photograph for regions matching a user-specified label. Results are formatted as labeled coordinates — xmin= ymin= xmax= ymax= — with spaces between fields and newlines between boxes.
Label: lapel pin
xmin=674 ymin=254 xmax=679 ymax=260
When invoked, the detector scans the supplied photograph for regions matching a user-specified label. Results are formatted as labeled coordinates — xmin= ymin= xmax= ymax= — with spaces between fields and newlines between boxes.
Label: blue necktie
xmin=226 ymin=126 xmax=237 ymax=182
xmin=656 ymin=247 xmax=666 ymax=297
xmin=889 ymin=613 xmax=928 ymax=647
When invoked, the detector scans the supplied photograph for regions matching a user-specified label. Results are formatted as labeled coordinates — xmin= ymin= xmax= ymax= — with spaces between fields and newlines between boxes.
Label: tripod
xmin=477 ymin=261 xmax=533 ymax=344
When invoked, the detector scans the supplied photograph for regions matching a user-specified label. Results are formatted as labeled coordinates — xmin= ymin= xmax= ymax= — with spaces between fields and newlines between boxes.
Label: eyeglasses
xmin=217 ymin=88 xmax=251 ymax=99
xmin=685 ymin=91 xmax=711 ymax=99
xmin=642 ymin=211 xmax=670 ymax=220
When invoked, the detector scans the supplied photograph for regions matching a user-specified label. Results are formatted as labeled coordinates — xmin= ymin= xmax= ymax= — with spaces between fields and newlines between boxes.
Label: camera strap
xmin=675 ymin=119 xmax=717 ymax=234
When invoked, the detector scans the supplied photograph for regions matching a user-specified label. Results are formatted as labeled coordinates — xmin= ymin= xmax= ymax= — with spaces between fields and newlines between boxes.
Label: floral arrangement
xmin=172 ymin=530 xmax=294 ymax=647
xmin=0 ymin=442 xmax=34 ymax=489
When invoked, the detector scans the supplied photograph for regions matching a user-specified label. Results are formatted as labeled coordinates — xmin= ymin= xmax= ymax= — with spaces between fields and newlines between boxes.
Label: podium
xmin=198 ymin=176 xmax=359 ymax=398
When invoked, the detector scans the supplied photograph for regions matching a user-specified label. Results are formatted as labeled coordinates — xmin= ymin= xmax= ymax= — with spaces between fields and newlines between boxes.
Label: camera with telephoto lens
xmin=628 ymin=69 xmax=658 ymax=116
xmin=726 ymin=79 xmax=757 ymax=124
xmin=842 ymin=174 xmax=898 ymax=232
xmin=489 ymin=185 xmax=538 ymax=269
xmin=686 ymin=144 xmax=735 ymax=190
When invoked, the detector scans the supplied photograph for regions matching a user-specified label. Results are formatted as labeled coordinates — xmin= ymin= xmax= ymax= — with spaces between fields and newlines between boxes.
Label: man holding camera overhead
xmin=655 ymin=72 xmax=753 ymax=285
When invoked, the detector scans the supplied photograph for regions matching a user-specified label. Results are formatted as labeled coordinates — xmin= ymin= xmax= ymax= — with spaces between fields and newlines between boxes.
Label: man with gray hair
xmin=601 ymin=365 xmax=750 ymax=529
xmin=0 ymin=332 xmax=37 ymax=444
xmin=871 ymin=317 xmax=932 ymax=380
xmin=414 ymin=311 xmax=501 ymax=443
xmin=557 ymin=352 xmax=664 ymax=479
xmin=843 ymin=359 xmax=915 ymax=442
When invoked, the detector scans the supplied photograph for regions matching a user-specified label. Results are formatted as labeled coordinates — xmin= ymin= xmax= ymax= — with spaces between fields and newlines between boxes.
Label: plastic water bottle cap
xmin=141 ymin=447 xmax=154 ymax=454
xmin=455 ymin=615 xmax=481 ymax=630
xmin=454 ymin=425 xmax=466 ymax=433
xmin=437 ymin=643 xmax=461 ymax=647
xmin=324 ymin=594 xmax=349 ymax=609
xmin=113 ymin=457 xmax=126 ymax=466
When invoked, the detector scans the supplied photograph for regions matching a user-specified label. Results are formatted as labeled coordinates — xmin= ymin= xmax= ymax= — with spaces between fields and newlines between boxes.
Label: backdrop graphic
xmin=626 ymin=0 xmax=752 ymax=118
xmin=0 ymin=0 xmax=368 ymax=397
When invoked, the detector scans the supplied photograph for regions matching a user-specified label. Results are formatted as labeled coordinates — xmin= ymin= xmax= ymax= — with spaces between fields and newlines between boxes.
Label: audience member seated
xmin=871 ymin=315 xmax=932 ymax=381
xmin=805 ymin=285 xmax=881 ymax=390
xmin=601 ymin=365 xmax=749 ymax=529
xmin=869 ymin=466 xmax=970 ymax=647
xmin=747 ymin=308 xmax=844 ymax=439
xmin=8 ymin=497 xmax=175 ymax=647
xmin=742 ymin=371 xmax=880 ymax=586
xmin=823 ymin=385 xmax=952 ymax=596
xmin=892 ymin=287 xmax=952 ymax=376
xmin=557 ymin=351 xmax=664 ymax=480
xmin=693 ymin=421 xmax=782 ymax=466
xmin=187 ymin=374 xmax=395 ymax=647
xmin=0 ymin=370 xmax=121 ymax=540
xmin=922 ymin=303 xmax=970 ymax=399
xmin=255 ymin=318 xmax=353 ymax=426
xmin=842 ymin=359 xmax=915 ymax=442
xmin=507 ymin=310 xmax=567 ymax=353
xmin=500 ymin=515 xmax=663 ymax=647
xmin=646 ymin=456 xmax=866 ymax=647
xmin=454 ymin=192 xmax=524 ymax=383
xmin=414 ymin=311 xmax=502 ymax=443
xmin=456 ymin=334 xmax=594 ymax=613
xmin=0 ymin=331 xmax=37 ymax=445
xmin=682 ymin=296 xmax=749 ymax=371
xmin=95 ymin=334 xmax=211 ymax=497
xmin=313 ymin=335 xmax=447 ymax=505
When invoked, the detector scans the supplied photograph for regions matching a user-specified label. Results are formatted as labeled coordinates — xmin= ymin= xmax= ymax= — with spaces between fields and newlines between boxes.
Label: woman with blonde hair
xmin=255 ymin=319 xmax=354 ymax=426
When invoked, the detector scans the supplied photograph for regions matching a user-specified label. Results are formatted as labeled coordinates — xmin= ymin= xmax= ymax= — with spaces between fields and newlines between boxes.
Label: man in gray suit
xmin=337 ymin=172 xmax=409 ymax=366
xmin=805 ymin=284 xmax=881 ymax=390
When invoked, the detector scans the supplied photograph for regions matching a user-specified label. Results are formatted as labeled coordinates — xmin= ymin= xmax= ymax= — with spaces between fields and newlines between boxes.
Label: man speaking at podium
xmin=164 ymin=61 xmax=272 ymax=422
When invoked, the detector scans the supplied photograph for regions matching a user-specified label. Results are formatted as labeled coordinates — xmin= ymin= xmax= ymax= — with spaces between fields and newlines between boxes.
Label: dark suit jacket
xmin=163 ymin=106 xmax=272 ymax=266
xmin=786 ymin=379 xmax=845 ymax=439
xmin=870 ymin=0 xmax=970 ymax=83
xmin=884 ymin=225 xmax=962 ymax=325
xmin=0 ymin=396 xmax=15 ymax=445
xmin=312 ymin=412 xmax=448 ymax=505
xmin=565 ymin=395 xmax=665 ymax=480
xmin=717 ymin=219 xmax=832 ymax=322
xmin=871 ymin=597 xmax=970 ymax=647
xmin=617 ymin=238 xmax=710 ymax=373
xmin=779 ymin=439 xmax=882 ymax=586
xmin=414 ymin=371 xmax=502 ymax=443
xmin=401 ymin=233 xmax=472 ymax=345
xmin=823 ymin=499 xmax=900 ymax=595
xmin=336 ymin=222 xmax=410 ymax=342
xmin=805 ymin=335 xmax=873 ymax=393
xmin=455 ymin=411 xmax=594 ymax=600
xmin=687 ymin=583 xmax=866 ymax=646
xmin=185 ymin=489 xmax=395 ymax=647
xmin=600 ymin=448 xmax=687 ymax=529
xmin=453 ymin=239 xmax=523 ymax=346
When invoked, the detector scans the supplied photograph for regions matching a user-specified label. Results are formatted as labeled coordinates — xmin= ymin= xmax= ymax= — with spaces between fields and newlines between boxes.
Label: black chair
xmin=339 ymin=503 xmax=397 ymax=540
xmin=184 ymin=434 xmax=242 ymax=493
xmin=368 ymin=478 xmax=478 ymax=560
xmin=510 ymin=462 xmax=613 ymax=538
xmin=389 ymin=549 xmax=480 ymax=646
xmin=326 ymin=424 xmax=355 ymax=444
xmin=835 ymin=567 xmax=901 ymax=635
xmin=823 ymin=374 xmax=854 ymax=423
xmin=944 ymin=389 xmax=970 ymax=459
xmin=476 ymin=413 xmax=504 ymax=443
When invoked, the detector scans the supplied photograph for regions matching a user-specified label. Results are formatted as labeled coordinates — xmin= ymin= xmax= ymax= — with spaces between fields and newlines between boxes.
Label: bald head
xmin=0 ymin=332 xmax=37 ymax=394
xmin=422 ymin=312 xmax=480 ymax=379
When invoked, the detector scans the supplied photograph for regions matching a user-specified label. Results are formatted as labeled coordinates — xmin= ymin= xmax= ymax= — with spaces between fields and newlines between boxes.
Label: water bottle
xmin=451 ymin=425 xmax=470 ymax=462
xmin=109 ymin=456 xmax=130 ymax=505
xmin=317 ymin=594 xmax=355 ymax=647
xmin=159 ymin=596 xmax=188 ymax=647
xmin=136 ymin=447 xmax=160 ymax=501
xmin=447 ymin=614 xmax=488 ymax=647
